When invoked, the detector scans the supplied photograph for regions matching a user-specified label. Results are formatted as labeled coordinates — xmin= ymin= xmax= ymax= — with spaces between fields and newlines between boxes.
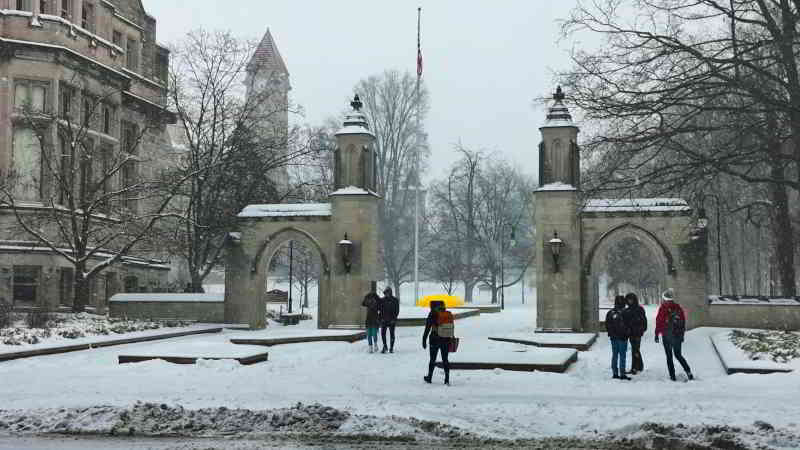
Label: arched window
xmin=333 ymin=147 xmax=341 ymax=189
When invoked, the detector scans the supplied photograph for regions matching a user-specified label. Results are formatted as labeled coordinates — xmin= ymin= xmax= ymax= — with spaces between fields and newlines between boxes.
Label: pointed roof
xmin=248 ymin=29 xmax=288 ymax=75
xmin=541 ymin=86 xmax=577 ymax=129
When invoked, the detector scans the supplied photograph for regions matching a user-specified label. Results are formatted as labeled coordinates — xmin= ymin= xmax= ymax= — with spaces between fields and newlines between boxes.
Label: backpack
xmin=435 ymin=310 xmax=455 ymax=338
xmin=606 ymin=309 xmax=628 ymax=338
xmin=666 ymin=306 xmax=685 ymax=338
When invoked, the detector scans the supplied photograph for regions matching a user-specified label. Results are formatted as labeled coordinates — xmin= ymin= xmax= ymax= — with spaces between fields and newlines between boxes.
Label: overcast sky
xmin=143 ymin=0 xmax=581 ymax=183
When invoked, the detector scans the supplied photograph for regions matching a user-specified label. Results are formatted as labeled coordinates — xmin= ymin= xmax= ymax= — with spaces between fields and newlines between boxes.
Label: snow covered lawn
xmin=711 ymin=330 xmax=796 ymax=374
xmin=0 ymin=313 xmax=194 ymax=349
xmin=1 ymin=300 xmax=799 ymax=444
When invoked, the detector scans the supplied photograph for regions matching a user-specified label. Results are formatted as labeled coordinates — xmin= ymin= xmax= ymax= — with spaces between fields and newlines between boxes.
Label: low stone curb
xmin=0 ymin=326 xmax=223 ymax=363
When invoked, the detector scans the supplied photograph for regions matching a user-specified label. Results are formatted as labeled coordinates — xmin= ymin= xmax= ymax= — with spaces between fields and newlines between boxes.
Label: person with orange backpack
xmin=422 ymin=300 xmax=454 ymax=385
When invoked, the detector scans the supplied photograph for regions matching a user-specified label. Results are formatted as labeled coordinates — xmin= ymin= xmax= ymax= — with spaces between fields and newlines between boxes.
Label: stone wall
xmin=706 ymin=304 xmax=800 ymax=331
xmin=110 ymin=294 xmax=224 ymax=322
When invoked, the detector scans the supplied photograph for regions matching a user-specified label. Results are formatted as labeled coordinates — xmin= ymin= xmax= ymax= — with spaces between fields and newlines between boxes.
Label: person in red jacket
xmin=654 ymin=288 xmax=693 ymax=381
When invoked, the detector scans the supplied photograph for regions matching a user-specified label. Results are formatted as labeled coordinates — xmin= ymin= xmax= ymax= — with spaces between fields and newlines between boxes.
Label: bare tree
xmin=354 ymin=70 xmax=430 ymax=298
xmin=560 ymin=0 xmax=800 ymax=295
xmin=166 ymin=30 xmax=314 ymax=292
xmin=1 ymin=71 xmax=182 ymax=312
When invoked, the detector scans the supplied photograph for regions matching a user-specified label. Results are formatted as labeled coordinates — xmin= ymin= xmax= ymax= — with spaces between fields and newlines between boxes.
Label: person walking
xmin=625 ymin=292 xmax=647 ymax=374
xmin=605 ymin=295 xmax=631 ymax=380
xmin=362 ymin=288 xmax=381 ymax=353
xmin=422 ymin=300 xmax=454 ymax=385
xmin=378 ymin=287 xmax=400 ymax=353
xmin=655 ymin=288 xmax=693 ymax=381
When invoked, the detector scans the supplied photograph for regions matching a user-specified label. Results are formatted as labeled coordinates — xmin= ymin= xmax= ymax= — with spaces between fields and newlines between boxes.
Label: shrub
xmin=25 ymin=309 xmax=53 ymax=329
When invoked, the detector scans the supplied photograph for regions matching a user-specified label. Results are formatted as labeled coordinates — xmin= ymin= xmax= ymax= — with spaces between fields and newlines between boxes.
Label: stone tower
xmin=245 ymin=29 xmax=291 ymax=196
xmin=328 ymin=95 xmax=382 ymax=327
xmin=534 ymin=87 xmax=583 ymax=331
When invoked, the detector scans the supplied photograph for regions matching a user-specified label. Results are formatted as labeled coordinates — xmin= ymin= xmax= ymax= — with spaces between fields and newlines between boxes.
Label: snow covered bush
xmin=0 ymin=314 xmax=192 ymax=347
xmin=730 ymin=330 xmax=800 ymax=363
xmin=24 ymin=309 xmax=54 ymax=329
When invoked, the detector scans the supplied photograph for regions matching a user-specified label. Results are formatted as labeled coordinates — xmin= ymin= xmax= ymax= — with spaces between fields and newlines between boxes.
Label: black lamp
xmin=338 ymin=233 xmax=353 ymax=273
xmin=548 ymin=231 xmax=564 ymax=273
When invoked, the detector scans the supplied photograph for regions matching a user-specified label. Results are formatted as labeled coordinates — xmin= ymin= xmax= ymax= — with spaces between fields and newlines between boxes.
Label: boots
xmin=368 ymin=344 xmax=374 ymax=353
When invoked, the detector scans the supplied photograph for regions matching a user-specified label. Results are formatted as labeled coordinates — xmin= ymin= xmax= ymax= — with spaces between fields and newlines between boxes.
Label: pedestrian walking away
xmin=422 ymin=300 xmax=454 ymax=385
xmin=378 ymin=287 xmax=400 ymax=353
xmin=625 ymin=292 xmax=647 ymax=374
xmin=606 ymin=295 xmax=631 ymax=380
xmin=655 ymin=288 xmax=693 ymax=381
xmin=362 ymin=288 xmax=381 ymax=353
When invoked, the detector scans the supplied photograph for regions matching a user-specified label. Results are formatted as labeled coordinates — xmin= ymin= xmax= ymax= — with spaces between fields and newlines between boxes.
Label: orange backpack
xmin=435 ymin=311 xmax=455 ymax=338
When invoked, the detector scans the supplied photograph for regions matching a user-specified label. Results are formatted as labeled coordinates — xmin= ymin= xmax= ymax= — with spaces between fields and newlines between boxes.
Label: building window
xmin=11 ymin=127 xmax=42 ymax=201
xmin=14 ymin=80 xmax=48 ymax=113
xmin=61 ymin=0 xmax=72 ymax=19
xmin=102 ymin=104 xmax=115 ymax=135
xmin=58 ymin=135 xmax=74 ymax=205
xmin=105 ymin=272 xmax=117 ymax=305
xmin=126 ymin=38 xmax=139 ymax=71
xmin=60 ymin=267 xmax=74 ymax=306
xmin=155 ymin=52 xmax=169 ymax=84
xmin=83 ymin=96 xmax=95 ymax=128
xmin=80 ymin=138 xmax=94 ymax=202
xmin=60 ymin=83 xmax=75 ymax=120
xmin=98 ymin=144 xmax=113 ymax=212
xmin=124 ymin=275 xmax=138 ymax=293
xmin=16 ymin=0 xmax=31 ymax=11
xmin=112 ymin=30 xmax=122 ymax=47
xmin=120 ymin=121 xmax=139 ymax=211
xmin=81 ymin=2 xmax=94 ymax=32
xmin=40 ymin=0 xmax=51 ymax=14
xmin=13 ymin=266 xmax=41 ymax=307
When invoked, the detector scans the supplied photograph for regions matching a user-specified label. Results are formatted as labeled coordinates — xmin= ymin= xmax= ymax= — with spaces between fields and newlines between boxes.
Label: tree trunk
xmin=463 ymin=279 xmax=476 ymax=304
xmin=770 ymin=178 xmax=797 ymax=296
xmin=190 ymin=275 xmax=205 ymax=293
xmin=72 ymin=264 xmax=89 ymax=313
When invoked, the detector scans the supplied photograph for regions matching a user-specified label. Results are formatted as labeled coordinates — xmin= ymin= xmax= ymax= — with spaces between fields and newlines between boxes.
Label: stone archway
xmin=253 ymin=227 xmax=331 ymax=328
xmin=582 ymin=222 xmax=676 ymax=331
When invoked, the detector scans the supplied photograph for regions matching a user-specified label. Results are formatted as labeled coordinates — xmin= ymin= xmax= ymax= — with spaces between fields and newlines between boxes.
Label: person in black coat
xmin=624 ymin=292 xmax=647 ymax=374
xmin=378 ymin=287 xmax=400 ymax=353
xmin=605 ymin=295 xmax=631 ymax=380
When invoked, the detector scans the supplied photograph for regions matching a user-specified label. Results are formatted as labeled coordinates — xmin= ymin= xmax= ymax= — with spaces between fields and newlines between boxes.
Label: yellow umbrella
xmin=416 ymin=294 xmax=465 ymax=308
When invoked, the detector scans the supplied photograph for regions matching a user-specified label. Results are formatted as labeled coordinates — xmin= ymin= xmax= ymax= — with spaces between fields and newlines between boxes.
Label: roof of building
xmin=582 ymin=198 xmax=691 ymax=213
xmin=248 ymin=28 xmax=288 ymax=75
xmin=237 ymin=203 xmax=331 ymax=218
xmin=541 ymin=86 xmax=577 ymax=129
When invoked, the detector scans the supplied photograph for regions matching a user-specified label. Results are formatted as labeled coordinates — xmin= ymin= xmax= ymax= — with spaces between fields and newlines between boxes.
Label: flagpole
xmin=413 ymin=6 xmax=422 ymax=306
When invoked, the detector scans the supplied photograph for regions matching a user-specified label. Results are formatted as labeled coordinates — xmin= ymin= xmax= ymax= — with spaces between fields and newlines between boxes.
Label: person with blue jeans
xmin=605 ymin=295 xmax=631 ymax=380
xmin=655 ymin=288 xmax=693 ymax=381
xmin=362 ymin=288 xmax=381 ymax=353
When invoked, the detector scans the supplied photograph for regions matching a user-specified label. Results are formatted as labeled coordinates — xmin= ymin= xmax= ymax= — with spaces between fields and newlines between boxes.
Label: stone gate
xmin=224 ymin=96 xmax=382 ymax=329
xmin=534 ymin=88 xmax=708 ymax=332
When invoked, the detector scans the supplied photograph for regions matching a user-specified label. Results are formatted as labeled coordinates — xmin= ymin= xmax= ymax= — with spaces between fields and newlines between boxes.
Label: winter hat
xmin=662 ymin=288 xmax=675 ymax=302
xmin=614 ymin=295 xmax=626 ymax=309
xmin=625 ymin=292 xmax=639 ymax=305
xmin=383 ymin=287 xmax=392 ymax=295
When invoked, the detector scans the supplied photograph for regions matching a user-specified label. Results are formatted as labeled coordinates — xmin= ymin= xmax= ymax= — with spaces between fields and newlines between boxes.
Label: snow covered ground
xmin=1 ymin=295 xmax=799 ymax=448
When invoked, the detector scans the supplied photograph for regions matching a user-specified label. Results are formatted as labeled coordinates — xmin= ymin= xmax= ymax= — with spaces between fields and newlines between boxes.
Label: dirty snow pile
xmin=0 ymin=402 xmax=474 ymax=442
xmin=0 ymin=314 xmax=191 ymax=347
xmin=729 ymin=330 xmax=800 ymax=363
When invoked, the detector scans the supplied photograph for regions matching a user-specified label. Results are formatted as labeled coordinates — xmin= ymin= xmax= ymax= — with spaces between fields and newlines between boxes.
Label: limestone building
xmin=0 ymin=0 xmax=175 ymax=310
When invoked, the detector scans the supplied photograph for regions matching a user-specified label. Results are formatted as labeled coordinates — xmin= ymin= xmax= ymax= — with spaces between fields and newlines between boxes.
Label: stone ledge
xmin=436 ymin=350 xmax=578 ymax=373
xmin=488 ymin=333 xmax=597 ymax=351
xmin=230 ymin=332 xmax=366 ymax=346
xmin=0 ymin=326 xmax=223 ymax=363
xmin=118 ymin=352 xmax=268 ymax=365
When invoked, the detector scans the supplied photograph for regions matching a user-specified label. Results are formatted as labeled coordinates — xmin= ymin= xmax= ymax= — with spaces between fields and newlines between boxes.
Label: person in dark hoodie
xmin=624 ymin=292 xmax=647 ymax=374
xmin=362 ymin=288 xmax=381 ymax=353
xmin=378 ymin=287 xmax=400 ymax=353
xmin=605 ymin=295 xmax=631 ymax=380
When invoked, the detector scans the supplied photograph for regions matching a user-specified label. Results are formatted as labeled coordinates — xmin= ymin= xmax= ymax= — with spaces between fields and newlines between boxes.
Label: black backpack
xmin=607 ymin=309 xmax=629 ymax=337
xmin=666 ymin=306 xmax=686 ymax=338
